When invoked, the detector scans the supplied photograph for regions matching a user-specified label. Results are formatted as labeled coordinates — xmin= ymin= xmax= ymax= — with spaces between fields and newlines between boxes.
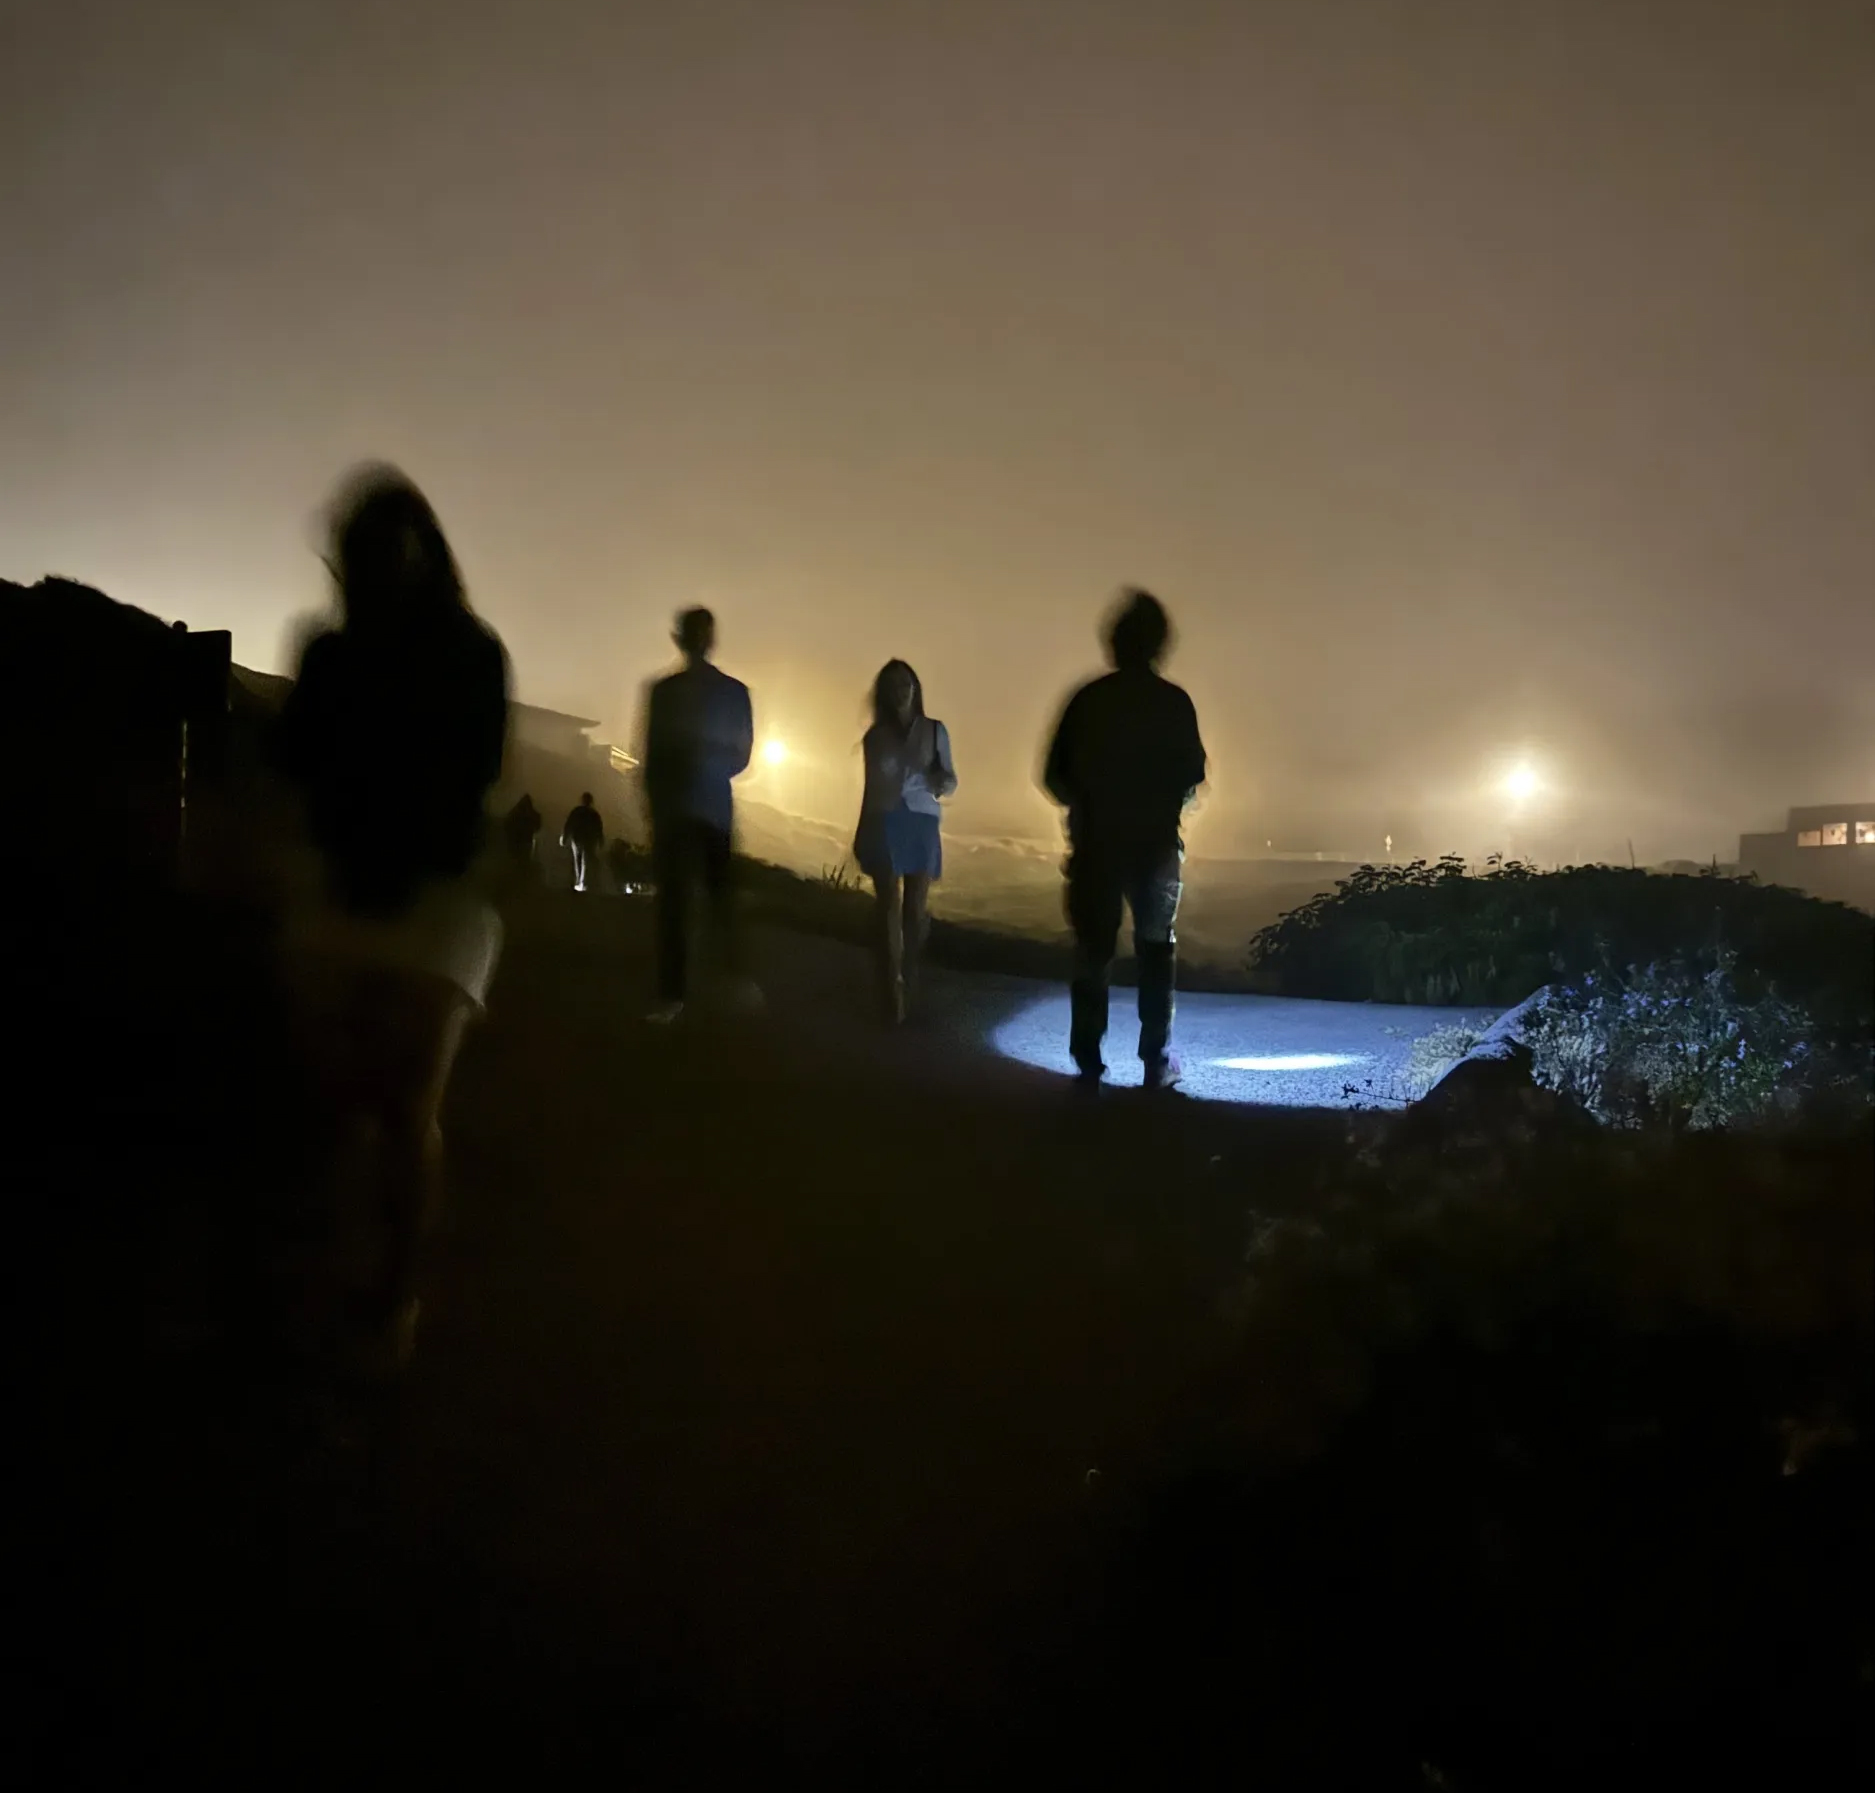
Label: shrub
xmin=1401 ymin=1018 xmax=1493 ymax=1098
xmin=1526 ymin=951 xmax=1867 ymax=1130
xmin=1225 ymin=1115 xmax=1874 ymax=1472
xmin=1245 ymin=858 xmax=1874 ymax=1033
xmin=1164 ymin=1115 xmax=1875 ymax=1780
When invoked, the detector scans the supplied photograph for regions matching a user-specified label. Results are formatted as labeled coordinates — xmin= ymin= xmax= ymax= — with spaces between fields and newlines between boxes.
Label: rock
xmin=1454 ymin=987 xmax=1549 ymax=1069
xmin=1410 ymin=987 xmax=1585 ymax=1138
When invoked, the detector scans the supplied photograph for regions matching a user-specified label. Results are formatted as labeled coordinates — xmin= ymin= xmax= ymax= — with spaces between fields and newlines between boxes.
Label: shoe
xmin=1073 ymin=1058 xmax=1106 ymax=1090
xmin=1143 ymin=1053 xmax=1183 ymax=1092
xmin=645 ymin=999 xmax=685 ymax=1025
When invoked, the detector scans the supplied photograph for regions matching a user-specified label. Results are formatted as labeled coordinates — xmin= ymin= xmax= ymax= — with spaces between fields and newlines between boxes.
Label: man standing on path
xmin=641 ymin=607 xmax=755 ymax=1022
xmin=1042 ymin=589 xmax=1207 ymax=1090
xmin=560 ymin=791 xmax=604 ymax=893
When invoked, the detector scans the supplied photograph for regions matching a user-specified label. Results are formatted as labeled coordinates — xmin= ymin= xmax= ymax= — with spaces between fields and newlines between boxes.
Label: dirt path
xmin=243 ymin=897 xmax=1329 ymax=1771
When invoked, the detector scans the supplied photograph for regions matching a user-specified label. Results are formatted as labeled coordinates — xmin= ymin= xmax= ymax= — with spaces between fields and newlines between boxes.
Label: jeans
xmin=653 ymin=815 xmax=737 ymax=1001
xmin=1065 ymin=842 xmax=1183 ymax=1072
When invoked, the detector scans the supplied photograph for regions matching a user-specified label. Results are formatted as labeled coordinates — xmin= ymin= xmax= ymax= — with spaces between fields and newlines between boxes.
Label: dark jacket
xmin=280 ymin=608 xmax=509 ymax=916
xmin=643 ymin=661 xmax=753 ymax=833
xmin=1043 ymin=667 xmax=1207 ymax=857
xmin=562 ymin=803 xmax=604 ymax=849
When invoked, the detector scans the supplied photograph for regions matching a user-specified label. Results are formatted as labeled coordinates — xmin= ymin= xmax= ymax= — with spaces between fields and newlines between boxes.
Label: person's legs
xmin=570 ymin=842 xmax=588 ymax=892
xmin=1066 ymin=851 xmax=1124 ymax=1078
xmin=699 ymin=824 xmax=743 ymax=982
xmin=900 ymin=873 xmax=932 ymax=1010
xmin=872 ymin=873 xmax=906 ymax=1020
xmin=652 ymin=819 xmax=695 ymax=1002
xmin=293 ymin=960 xmax=474 ymax=1371
xmin=361 ymin=970 xmax=475 ymax=1324
xmin=1128 ymin=848 xmax=1184 ymax=1076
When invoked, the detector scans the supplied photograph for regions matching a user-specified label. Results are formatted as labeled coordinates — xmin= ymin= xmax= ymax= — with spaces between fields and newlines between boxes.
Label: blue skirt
xmin=856 ymin=805 xmax=943 ymax=881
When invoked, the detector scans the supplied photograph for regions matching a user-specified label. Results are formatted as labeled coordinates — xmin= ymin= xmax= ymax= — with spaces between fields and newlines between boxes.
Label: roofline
xmin=512 ymin=701 xmax=602 ymax=729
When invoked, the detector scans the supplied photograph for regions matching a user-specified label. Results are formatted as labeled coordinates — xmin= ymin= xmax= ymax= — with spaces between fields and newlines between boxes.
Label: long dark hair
xmin=324 ymin=463 xmax=468 ymax=633
xmin=869 ymin=659 xmax=926 ymax=737
xmin=286 ymin=464 xmax=507 ymax=914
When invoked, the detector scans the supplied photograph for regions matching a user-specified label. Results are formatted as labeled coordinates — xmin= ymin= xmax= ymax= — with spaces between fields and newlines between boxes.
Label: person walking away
xmin=279 ymin=465 xmax=509 ymax=1374
xmin=854 ymin=660 xmax=956 ymax=1023
xmin=561 ymin=791 xmax=604 ymax=893
xmin=1042 ymin=588 xmax=1206 ymax=1091
xmin=503 ymin=793 xmax=542 ymax=881
xmin=641 ymin=607 xmax=754 ymax=1022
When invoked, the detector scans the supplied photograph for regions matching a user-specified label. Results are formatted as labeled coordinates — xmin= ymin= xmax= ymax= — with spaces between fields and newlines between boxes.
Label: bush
xmin=1246 ymin=857 xmax=1875 ymax=1030
xmin=1224 ymin=1115 xmax=1874 ymax=1469
xmin=1399 ymin=1017 xmax=1493 ymax=1097
xmin=1526 ymin=951 xmax=1868 ymax=1130
xmin=1085 ymin=1114 xmax=1875 ymax=1782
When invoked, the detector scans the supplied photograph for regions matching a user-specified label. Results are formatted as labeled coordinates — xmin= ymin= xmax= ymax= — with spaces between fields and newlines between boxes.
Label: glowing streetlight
xmin=760 ymin=738 xmax=790 ymax=768
xmin=1502 ymin=762 xmax=1541 ymax=804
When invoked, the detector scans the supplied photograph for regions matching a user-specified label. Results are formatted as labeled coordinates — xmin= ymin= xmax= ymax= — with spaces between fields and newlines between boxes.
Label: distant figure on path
xmin=561 ymin=791 xmax=604 ymax=893
xmin=1042 ymin=589 xmax=1206 ymax=1090
xmin=279 ymin=464 xmax=509 ymax=1373
xmin=854 ymin=660 xmax=956 ymax=1023
xmin=641 ymin=607 xmax=754 ymax=1022
xmin=503 ymin=793 xmax=542 ymax=878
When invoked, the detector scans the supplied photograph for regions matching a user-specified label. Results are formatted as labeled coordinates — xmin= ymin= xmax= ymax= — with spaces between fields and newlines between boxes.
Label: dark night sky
xmin=4 ymin=0 xmax=1871 ymax=862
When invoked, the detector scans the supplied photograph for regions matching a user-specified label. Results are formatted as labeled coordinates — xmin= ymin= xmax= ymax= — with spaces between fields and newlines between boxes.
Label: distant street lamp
xmin=760 ymin=738 xmax=790 ymax=767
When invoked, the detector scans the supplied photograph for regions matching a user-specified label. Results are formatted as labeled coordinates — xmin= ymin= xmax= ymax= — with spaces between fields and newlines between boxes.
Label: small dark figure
xmin=278 ymin=463 xmax=509 ymax=1373
xmin=503 ymin=793 xmax=542 ymax=876
xmin=854 ymin=660 xmax=956 ymax=1023
xmin=561 ymin=791 xmax=604 ymax=893
xmin=1042 ymin=588 xmax=1206 ymax=1090
xmin=640 ymin=607 xmax=755 ymax=1021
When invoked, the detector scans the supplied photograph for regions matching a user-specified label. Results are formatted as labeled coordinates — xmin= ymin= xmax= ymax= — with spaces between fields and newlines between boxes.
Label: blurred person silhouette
xmin=854 ymin=660 xmax=956 ymax=1023
xmin=641 ymin=607 xmax=754 ymax=1022
xmin=279 ymin=465 xmax=508 ymax=1374
xmin=1042 ymin=589 xmax=1206 ymax=1090
xmin=561 ymin=790 xmax=604 ymax=893
xmin=503 ymin=793 xmax=542 ymax=879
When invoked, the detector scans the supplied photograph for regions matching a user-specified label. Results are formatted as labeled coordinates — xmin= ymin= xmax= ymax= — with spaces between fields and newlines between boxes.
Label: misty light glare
xmin=760 ymin=739 xmax=790 ymax=767
xmin=1502 ymin=763 xmax=1542 ymax=804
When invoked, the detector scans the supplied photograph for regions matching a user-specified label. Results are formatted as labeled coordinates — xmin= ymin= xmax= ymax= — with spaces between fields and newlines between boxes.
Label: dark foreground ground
xmin=11 ymin=885 xmax=1871 ymax=1787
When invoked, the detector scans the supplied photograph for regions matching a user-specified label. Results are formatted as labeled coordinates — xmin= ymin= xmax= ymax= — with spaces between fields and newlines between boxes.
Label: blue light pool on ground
xmin=987 ymin=992 xmax=1391 ymax=1108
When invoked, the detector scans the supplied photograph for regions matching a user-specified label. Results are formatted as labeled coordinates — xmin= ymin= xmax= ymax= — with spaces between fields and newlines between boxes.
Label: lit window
xmin=1857 ymin=822 xmax=1875 ymax=845
xmin=1820 ymin=822 xmax=1849 ymax=846
xmin=1796 ymin=830 xmax=1822 ymax=847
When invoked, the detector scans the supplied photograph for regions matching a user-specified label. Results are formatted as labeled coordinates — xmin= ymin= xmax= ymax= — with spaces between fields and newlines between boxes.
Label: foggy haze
xmin=4 ymin=0 xmax=1871 ymax=865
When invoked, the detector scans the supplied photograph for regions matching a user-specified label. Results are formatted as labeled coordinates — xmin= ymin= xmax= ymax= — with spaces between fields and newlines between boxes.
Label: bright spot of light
xmin=1502 ymin=763 xmax=1541 ymax=803
xmin=760 ymin=739 xmax=790 ymax=767
xmin=1215 ymin=1052 xmax=1365 ymax=1072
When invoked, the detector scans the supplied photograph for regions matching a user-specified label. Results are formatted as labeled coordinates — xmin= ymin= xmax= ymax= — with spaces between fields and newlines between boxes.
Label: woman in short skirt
xmin=279 ymin=465 xmax=509 ymax=1375
xmin=854 ymin=660 xmax=956 ymax=1023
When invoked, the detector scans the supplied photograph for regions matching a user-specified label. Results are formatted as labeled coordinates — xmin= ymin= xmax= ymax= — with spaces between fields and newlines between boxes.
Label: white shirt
xmin=859 ymin=716 xmax=957 ymax=820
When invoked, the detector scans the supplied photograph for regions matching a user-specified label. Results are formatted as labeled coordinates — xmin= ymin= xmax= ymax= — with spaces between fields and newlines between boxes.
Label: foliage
xmin=1223 ymin=1115 xmax=1874 ymax=1474
xmin=1074 ymin=1112 xmax=1873 ymax=1779
xmin=1245 ymin=857 xmax=1875 ymax=1029
xmin=1401 ymin=1018 xmax=1492 ymax=1098
xmin=1524 ymin=951 xmax=1870 ymax=1130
